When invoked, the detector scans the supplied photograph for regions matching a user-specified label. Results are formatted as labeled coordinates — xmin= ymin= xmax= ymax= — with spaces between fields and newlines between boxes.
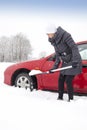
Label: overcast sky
xmin=0 ymin=0 xmax=87 ymax=57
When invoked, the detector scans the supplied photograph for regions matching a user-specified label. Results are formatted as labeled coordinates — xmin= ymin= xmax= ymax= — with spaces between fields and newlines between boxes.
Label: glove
xmin=72 ymin=62 xmax=78 ymax=68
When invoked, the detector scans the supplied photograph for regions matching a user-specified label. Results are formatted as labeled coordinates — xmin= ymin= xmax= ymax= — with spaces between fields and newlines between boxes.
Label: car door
xmin=73 ymin=43 xmax=87 ymax=93
xmin=41 ymin=54 xmax=61 ymax=90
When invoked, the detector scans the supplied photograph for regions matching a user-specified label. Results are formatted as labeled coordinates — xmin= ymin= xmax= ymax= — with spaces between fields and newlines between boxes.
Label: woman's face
xmin=47 ymin=33 xmax=55 ymax=38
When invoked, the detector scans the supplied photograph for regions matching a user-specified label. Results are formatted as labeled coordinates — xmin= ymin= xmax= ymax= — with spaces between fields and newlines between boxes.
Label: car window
xmin=78 ymin=43 xmax=87 ymax=60
xmin=48 ymin=54 xmax=56 ymax=61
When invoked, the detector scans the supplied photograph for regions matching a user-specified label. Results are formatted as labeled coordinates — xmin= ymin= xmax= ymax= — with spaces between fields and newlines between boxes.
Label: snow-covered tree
xmin=0 ymin=36 xmax=9 ymax=62
xmin=0 ymin=33 xmax=32 ymax=62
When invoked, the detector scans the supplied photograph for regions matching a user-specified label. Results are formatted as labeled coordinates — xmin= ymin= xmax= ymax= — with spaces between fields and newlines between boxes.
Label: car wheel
xmin=15 ymin=73 xmax=34 ymax=91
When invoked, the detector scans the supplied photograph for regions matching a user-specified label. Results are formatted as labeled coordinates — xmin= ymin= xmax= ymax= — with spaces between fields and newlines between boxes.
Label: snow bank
xmin=0 ymin=62 xmax=87 ymax=130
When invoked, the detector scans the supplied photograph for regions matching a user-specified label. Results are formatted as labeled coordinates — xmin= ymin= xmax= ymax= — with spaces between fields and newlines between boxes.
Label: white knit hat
xmin=46 ymin=24 xmax=57 ymax=34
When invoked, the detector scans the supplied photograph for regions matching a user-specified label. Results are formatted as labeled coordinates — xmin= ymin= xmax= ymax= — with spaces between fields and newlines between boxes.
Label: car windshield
xmin=78 ymin=43 xmax=87 ymax=60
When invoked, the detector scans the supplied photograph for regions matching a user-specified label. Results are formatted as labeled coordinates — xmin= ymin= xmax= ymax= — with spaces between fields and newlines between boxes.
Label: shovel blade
xmin=29 ymin=70 xmax=43 ymax=76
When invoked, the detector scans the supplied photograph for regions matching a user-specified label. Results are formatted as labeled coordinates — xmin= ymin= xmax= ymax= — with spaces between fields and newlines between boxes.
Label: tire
xmin=15 ymin=73 xmax=34 ymax=91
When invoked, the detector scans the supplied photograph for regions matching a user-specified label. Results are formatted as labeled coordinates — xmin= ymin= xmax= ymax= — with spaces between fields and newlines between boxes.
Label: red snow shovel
xmin=29 ymin=65 xmax=72 ymax=76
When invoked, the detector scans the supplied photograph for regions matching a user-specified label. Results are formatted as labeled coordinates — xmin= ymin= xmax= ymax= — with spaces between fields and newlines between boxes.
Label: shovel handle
xmin=51 ymin=65 xmax=72 ymax=72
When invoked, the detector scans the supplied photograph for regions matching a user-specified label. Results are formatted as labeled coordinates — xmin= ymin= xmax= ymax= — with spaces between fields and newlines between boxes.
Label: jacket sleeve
xmin=51 ymin=47 xmax=60 ymax=70
xmin=65 ymin=34 xmax=81 ymax=63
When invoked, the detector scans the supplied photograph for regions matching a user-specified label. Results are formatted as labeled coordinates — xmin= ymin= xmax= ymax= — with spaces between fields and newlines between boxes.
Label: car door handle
xmin=82 ymin=64 xmax=87 ymax=68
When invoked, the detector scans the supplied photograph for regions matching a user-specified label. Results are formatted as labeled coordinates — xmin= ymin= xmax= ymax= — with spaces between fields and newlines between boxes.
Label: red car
xmin=4 ymin=41 xmax=87 ymax=94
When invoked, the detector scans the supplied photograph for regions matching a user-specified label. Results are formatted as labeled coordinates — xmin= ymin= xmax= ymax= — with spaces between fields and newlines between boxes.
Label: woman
xmin=46 ymin=24 xmax=82 ymax=101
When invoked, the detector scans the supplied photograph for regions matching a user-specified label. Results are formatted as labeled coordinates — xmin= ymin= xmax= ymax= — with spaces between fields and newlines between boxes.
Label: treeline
xmin=0 ymin=33 xmax=32 ymax=62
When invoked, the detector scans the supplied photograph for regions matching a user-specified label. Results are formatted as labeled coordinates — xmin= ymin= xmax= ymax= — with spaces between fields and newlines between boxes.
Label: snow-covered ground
xmin=0 ymin=62 xmax=87 ymax=130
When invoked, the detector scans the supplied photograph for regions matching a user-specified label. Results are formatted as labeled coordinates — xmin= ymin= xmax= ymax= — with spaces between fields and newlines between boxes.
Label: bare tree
xmin=0 ymin=36 xmax=10 ymax=62
xmin=0 ymin=33 xmax=32 ymax=62
xmin=12 ymin=33 xmax=32 ymax=62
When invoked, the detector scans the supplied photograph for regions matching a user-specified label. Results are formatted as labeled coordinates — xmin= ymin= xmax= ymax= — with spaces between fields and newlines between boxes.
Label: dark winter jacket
xmin=49 ymin=27 xmax=82 ymax=75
